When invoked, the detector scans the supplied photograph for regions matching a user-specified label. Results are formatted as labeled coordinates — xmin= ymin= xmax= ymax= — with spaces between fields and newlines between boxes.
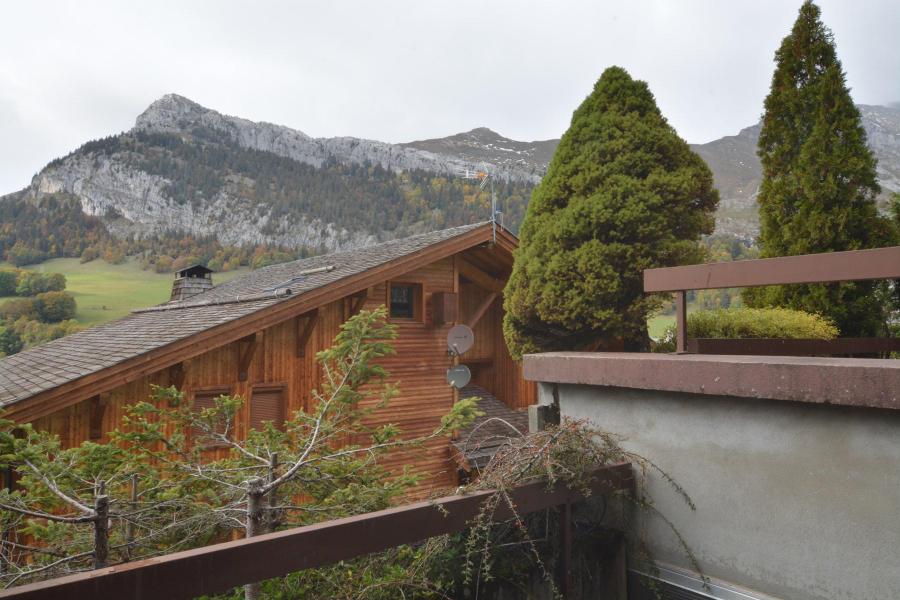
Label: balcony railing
xmin=643 ymin=245 xmax=900 ymax=355
xmin=0 ymin=463 xmax=633 ymax=600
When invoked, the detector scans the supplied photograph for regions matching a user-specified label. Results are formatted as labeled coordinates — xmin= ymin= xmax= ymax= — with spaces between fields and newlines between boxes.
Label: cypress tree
xmin=744 ymin=1 xmax=896 ymax=335
xmin=503 ymin=66 xmax=718 ymax=358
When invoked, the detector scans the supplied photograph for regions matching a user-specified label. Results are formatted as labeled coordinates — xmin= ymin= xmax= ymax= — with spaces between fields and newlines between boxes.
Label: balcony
xmin=523 ymin=245 xmax=900 ymax=600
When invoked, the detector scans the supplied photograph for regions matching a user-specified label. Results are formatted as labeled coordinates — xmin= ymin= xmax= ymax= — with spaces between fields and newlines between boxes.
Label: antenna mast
xmin=457 ymin=163 xmax=500 ymax=244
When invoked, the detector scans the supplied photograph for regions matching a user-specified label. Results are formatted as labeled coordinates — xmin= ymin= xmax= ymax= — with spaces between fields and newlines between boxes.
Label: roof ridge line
xmin=132 ymin=288 xmax=292 ymax=314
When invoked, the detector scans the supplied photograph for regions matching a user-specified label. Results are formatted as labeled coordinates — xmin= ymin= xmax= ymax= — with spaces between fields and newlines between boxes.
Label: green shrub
xmin=0 ymin=298 xmax=39 ymax=322
xmin=0 ymin=271 xmax=18 ymax=296
xmin=10 ymin=317 xmax=81 ymax=348
xmin=35 ymin=291 xmax=77 ymax=322
xmin=14 ymin=271 xmax=66 ymax=296
xmin=653 ymin=307 xmax=838 ymax=352
xmin=6 ymin=242 xmax=48 ymax=267
xmin=0 ymin=326 xmax=23 ymax=356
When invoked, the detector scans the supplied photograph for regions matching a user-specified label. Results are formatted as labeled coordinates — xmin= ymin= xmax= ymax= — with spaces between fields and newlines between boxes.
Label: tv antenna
xmin=456 ymin=163 xmax=501 ymax=243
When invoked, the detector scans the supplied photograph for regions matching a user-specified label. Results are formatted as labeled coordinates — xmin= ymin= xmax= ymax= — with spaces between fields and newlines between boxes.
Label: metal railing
xmin=0 ymin=463 xmax=633 ymax=600
xmin=643 ymin=246 xmax=900 ymax=355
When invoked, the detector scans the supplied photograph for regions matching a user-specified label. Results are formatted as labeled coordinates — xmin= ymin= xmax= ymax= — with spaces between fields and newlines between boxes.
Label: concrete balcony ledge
xmin=523 ymin=352 xmax=900 ymax=411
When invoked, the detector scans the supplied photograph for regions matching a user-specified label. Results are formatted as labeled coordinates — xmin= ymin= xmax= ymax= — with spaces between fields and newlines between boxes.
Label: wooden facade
xmin=16 ymin=230 xmax=534 ymax=494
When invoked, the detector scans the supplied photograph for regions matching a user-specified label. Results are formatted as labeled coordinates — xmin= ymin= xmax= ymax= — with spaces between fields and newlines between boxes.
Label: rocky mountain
xmin=12 ymin=94 xmax=535 ymax=255
xmin=135 ymin=94 xmax=545 ymax=184
xmin=3 ymin=95 xmax=898 ymax=261
xmin=402 ymin=127 xmax=558 ymax=178
xmin=691 ymin=104 xmax=900 ymax=239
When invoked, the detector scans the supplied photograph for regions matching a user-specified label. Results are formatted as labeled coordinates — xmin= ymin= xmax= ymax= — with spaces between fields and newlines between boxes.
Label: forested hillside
xmin=76 ymin=129 xmax=532 ymax=237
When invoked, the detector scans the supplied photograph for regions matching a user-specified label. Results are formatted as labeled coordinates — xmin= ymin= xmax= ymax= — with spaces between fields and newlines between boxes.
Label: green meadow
xmin=648 ymin=314 xmax=674 ymax=341
xmin=1 ymin=258 xmax=248 ymax=327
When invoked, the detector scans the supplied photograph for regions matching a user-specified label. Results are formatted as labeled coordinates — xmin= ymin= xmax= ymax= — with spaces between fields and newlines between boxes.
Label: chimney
xmin=171 ymin=264 xmax=214 ymax=302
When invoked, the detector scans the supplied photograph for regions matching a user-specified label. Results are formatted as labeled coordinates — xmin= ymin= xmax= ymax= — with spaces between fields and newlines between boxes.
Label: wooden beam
xmin=237 ymin=332 xmax=262 ymax=382
xmin=169 ymin=362 xmax=186 ymax=390
xmin=88 ymin=396 xmax=105 ymax=441
xmin=644 ymin=245 xmax=900 ymax=292
xmin=458 ymin=259 xmax=504 ymax=294
xmin=467 ymin=292 xmax=498 ymax=329
xmin=295 ymin=310 xmax=320 ymax=358
xmin=348 ymin=290 xmax=369 ymax=317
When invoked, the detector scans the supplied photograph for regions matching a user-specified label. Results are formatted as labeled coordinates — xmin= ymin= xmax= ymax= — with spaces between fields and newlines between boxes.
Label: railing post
xmin=93 ymin=486 xmax=109 ymax=570
xmin=675 ymin=290 xmax=687 ymax=354
xmin=559 ymin=501 xmax=572 ymax=598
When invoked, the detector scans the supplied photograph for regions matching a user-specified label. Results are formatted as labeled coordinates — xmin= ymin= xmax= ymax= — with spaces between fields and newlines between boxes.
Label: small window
xmin=250 ymin=385 xmax=286 ymax=431
xmin=191 ymin=387 xmax=232 ymax=447
xmin=388 ymin=282 xmax=422 ymax=321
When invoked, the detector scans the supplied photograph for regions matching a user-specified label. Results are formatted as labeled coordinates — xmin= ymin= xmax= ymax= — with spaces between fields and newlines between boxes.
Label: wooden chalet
xmin=0 ymin=222 xmax=535 ymax=494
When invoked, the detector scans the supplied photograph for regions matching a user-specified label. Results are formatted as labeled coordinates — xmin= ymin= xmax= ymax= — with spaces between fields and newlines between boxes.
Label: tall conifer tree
xmin=503 ymin=67 xmax=718 ymax=358
xmin=744 ymin=1 xmax=896 ymax=335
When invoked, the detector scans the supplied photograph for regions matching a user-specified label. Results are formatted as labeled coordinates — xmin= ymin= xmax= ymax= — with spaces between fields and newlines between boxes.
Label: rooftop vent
xmin=171 ymin=264 xmax=214 ymax=302
xmin=266 ymin=265 xmax=336 ymax=292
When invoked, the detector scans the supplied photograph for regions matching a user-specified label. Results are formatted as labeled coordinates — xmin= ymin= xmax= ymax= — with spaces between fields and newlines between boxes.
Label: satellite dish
xmin=447 ymin=324 xmax=475 ymax=356
xmin=447 ymin=365 xmax=472 ymax=389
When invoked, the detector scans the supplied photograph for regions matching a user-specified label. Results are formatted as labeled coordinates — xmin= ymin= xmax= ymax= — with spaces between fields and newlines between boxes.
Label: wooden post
xmin=88 ymin=396 xmax=105 ymax=441
xmin=295 ymin=311 xmax=319 ymax=358
xmin=675 ymin=290 xmax=687 ymax=354
xmin=349 ymin=291 xmax=368 ymax=317
xmin=123 ymin=474 xmax=138 ymax=562
xmin=238 ymin=333 xmax=262 ymax=382
xmin=93 ymin=483 xmax=109 ymax=570
xmin=244 ymin=478 xmax=265 ymax=600
xmin=266 ymin=454 xmax=279 ymax=533
xmin=170 ymin=362 xmax=186 ymax=390
xmin=559 ymin=501 xmax=572 ymax=598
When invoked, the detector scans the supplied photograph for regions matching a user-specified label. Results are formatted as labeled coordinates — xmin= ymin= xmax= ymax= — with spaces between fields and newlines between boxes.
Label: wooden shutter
xmin=191 ymin=388 xmax=231 ymax=447
xmin=250 ymin=386 xmax=285 ymax=431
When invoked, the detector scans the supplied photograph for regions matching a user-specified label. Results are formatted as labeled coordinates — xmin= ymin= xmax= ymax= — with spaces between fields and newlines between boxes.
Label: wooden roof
xmin=0 ymin=222 xmax=518 ymax=422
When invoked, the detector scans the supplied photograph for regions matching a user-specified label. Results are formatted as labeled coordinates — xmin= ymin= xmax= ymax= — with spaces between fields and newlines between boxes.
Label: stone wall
xmin=535 ymin=381 xmax=900 ymax=600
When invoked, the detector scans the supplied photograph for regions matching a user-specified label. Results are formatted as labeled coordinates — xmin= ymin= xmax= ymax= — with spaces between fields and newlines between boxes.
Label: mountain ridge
xmin=3 ymin=95 xmax=899 ymax=261
xmin=135 ymin=94 xmax=546 ymax=184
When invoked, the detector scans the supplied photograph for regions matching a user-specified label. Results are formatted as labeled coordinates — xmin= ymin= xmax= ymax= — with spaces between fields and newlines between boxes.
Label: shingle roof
xmin=452 ymin=384 xmax=529 ymax=471
xmin=0 ymin=222 xmax=489 ymax=409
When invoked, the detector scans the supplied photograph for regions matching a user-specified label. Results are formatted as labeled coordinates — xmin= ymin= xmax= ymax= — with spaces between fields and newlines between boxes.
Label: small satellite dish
xmin=447 ymin=324 xmax=475 ymax=356
xmin=447 ymin=364 xmax=472 ymax=389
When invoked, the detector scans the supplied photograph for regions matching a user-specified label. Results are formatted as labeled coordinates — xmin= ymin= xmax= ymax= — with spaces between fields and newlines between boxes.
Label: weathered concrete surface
xmin=524 ymin=352 xmax=900 ymax=410
xmin=538 ymin=382 xmax=900 ymax=600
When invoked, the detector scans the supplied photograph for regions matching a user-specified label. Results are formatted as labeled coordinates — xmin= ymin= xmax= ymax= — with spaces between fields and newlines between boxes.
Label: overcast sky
xmin=1 ymin=0 xmax=898 ymax=195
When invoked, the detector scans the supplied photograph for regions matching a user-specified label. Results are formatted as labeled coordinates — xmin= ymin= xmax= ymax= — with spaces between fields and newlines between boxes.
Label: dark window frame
xmin=387 ymin=281 xmax=423 ymax=322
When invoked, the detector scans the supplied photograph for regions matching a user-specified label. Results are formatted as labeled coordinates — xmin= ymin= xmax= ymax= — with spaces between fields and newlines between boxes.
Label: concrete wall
xmin=539 ymin=383 xmax=900 ymax=600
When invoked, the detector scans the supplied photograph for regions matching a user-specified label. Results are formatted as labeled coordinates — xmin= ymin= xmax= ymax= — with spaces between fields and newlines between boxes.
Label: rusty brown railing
xmin=0 ymin=463 xmax=633 ymax=600
xmin=643 ymin=246 xmax=900 ymax=355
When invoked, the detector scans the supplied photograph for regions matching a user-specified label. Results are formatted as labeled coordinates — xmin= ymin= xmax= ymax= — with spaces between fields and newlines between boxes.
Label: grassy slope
xmin=1 ymin=258 xmax=249 ymax=326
